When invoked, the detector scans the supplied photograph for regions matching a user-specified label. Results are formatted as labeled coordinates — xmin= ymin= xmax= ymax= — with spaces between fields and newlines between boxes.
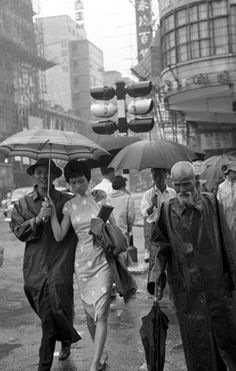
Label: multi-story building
xmin=40 ymin=15 xmax=104 ymax=140
xmin=0 ymin=0 xmax=54 ymax=192
xmin=159 ymin=0 xmax=236 ymax=154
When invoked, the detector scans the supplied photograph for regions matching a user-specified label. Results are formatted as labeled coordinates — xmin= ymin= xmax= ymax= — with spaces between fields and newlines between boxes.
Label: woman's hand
xmin=92 ymin=190 xmax=107 ymax=205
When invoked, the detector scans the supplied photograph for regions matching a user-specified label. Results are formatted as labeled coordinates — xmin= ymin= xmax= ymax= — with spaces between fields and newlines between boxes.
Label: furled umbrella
xmin=139 ymin=284 xmax=169 ymax=371
xmin=200 ymin=153 xmax=236 ymax=191
xmin=109 ymin=139 xmax=199 ymax=171
xmin=0 ymin=128 xmax=110 ymax=194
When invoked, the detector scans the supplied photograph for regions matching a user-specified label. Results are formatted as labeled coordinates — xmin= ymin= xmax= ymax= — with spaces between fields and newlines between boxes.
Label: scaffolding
xmin=0 ymin=0 xmax=54 ymax=134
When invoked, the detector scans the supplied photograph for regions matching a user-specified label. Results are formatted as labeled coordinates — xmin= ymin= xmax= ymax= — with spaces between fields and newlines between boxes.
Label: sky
xmin=38 ymin=0 xmax=138 ymax=77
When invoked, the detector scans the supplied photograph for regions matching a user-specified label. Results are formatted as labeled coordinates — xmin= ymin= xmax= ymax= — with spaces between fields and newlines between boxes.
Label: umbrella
xmin=139 ymin=284 xmax=169 ymax=371
xmin=0 ymin=128 xmax=110 ymax=196
xmin=200 ymin=154 xmax=236 ymax=191
xmin=85 ymin=135 xmax=143 ymax=168
xmin=0 ymin=128 xmax=109 ymax=161
xmin=109 ymin=139 xmax=199 ymax=171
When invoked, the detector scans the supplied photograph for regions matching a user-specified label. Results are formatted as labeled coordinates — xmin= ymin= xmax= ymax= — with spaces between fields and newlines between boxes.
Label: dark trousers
xmin=38 ymin=285 xmax=58 ymax=371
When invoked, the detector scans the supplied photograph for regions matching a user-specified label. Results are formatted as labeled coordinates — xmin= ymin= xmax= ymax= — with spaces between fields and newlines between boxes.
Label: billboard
xmin=135 ymin=0 xmax=153 ymax=61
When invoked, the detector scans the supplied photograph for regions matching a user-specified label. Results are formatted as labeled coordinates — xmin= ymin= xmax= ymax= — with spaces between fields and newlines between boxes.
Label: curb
xmin=128 ymin=262 xmax=149 ymax=275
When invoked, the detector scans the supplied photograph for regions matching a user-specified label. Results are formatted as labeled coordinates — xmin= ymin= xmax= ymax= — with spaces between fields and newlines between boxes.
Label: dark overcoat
xmin=148 ymin=192 xmax=236 ymax=371
xmin=10 ymin=186 xmax=80 ymax=343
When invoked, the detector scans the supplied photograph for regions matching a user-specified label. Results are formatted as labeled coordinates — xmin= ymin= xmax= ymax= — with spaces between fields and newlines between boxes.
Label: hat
xmin=27 ymin=158 xmax=62 ymax=178
xmin=112 ymin=175 xmax=127 ymax=190
xmin=224 ymin=161 xmax=236 ymax=174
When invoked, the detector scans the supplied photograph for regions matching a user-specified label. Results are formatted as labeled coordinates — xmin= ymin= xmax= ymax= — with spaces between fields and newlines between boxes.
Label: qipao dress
xmin=63 ymin=191 xmax=113 ymax=320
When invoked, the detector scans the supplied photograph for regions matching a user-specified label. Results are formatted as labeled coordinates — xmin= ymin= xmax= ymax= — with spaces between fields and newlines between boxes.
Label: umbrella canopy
xmin=109 ymin=139 xmax=199 ymax=171
xmin=200 ymin=154 xmax=236 ymax=191
xmin=140 ymin=300 xmax=169 ymax=371
xmin=98 ymin=135 xmax=142 ymax=155
xmin=0 ymin=128 xmax=110 ymax=161
xmin=81 ymin=135 xmax=143 ymax=168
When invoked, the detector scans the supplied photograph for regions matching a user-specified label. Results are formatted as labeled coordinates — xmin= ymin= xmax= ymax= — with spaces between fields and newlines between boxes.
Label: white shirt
xmin=140 ymin=185 xmax=176 ymax=224
xmin=217 ymin=178 xmax=236 ymax=234
xmin=92 ymin=178 xmax=113 ymax=198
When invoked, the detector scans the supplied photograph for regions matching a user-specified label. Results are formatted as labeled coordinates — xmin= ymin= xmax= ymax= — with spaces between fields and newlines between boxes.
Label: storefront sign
xmin=199 ymin=132 xmax=233 ymax=150
xmin=135 ymin=0 xmax=152 ymax=61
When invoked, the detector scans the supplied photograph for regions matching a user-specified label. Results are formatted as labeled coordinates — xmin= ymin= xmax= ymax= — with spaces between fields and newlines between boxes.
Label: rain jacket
xmin=148 ymin=192 xmax=236 ymax=371
xmin=89 ymin=217 xmax=137 ymax=302
xmin=10 ymin=185 xmax=80 ymax=343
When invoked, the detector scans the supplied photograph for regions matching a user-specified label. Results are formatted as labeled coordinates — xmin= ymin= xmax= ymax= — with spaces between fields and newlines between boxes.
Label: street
xmin=0 ymin=213 xmax=186 ymax=371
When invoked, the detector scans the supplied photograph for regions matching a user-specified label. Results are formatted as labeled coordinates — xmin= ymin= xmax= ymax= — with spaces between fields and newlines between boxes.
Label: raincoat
xmin=10 ymin=186 xmax=80 ymax=343
xmin=148 ymin=192 xmax=236 ymax=371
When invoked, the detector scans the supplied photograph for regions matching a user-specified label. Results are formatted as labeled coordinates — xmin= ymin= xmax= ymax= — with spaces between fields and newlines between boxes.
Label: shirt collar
xmin=32 ymin=184 xmax=57 ymax=201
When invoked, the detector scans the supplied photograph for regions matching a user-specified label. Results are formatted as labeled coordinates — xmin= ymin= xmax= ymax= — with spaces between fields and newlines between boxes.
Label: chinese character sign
xmin=135 ymin=0 xmax=153 ymax=61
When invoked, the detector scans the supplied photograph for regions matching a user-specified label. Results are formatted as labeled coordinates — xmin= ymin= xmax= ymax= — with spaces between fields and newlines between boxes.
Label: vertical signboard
xmin=135 ymin=0 xmax=153 ymax=61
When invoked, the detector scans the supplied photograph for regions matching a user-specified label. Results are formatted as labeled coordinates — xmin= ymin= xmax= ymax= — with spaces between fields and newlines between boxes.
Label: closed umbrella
xmin=140 ymin=284 xmax=169 ymax=371
xmin=109 ymin=139 xmax=199 ymax=171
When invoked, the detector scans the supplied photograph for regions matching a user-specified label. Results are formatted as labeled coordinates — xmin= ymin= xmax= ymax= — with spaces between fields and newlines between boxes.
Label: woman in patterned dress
xmin=49 ymin=161 xmax=113 ymax=371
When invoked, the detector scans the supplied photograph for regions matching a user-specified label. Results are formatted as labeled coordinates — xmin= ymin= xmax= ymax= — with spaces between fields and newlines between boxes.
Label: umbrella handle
xmin=47 ymin=143 xmax=52 ymax=198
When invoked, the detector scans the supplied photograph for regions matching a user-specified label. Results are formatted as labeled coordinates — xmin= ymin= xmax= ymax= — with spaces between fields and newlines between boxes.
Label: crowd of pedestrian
xmin=9 ymin=156 xmax=236 ymax=371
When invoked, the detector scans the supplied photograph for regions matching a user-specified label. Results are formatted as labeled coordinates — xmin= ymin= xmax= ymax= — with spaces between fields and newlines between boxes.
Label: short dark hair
xmin=100 ymin=167 xmax=114 ymax=176
xmin=112 ymin=175 xmax=127 ymax=190
xmin=64 ymin=160 xmax=91 ymax=183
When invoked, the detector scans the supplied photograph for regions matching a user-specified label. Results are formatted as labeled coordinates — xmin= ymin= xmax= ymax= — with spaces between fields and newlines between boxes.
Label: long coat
xmin=148 ymin=192 xmax=236 ymax=371
xmin=10 ymin=186 xmax=80 ymax=343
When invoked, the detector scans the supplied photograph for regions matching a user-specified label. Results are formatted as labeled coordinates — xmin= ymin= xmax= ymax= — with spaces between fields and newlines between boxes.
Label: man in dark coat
xmin=148 ymin=161 xmax=236 ymax=371
xmin=10 ymin=158 xmax=81 ymax=371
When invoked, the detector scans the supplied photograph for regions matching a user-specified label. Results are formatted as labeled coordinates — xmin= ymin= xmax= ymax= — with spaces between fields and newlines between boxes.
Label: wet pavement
xmin=0 ymin=213 xmax=186 ymax=371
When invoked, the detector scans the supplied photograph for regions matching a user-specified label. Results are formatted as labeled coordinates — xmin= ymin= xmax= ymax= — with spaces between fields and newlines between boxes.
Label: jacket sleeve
xmin=10 ymin=198 xmax=41 ymax=242
xmin=147 ymin=203 xmax=171 ymax=295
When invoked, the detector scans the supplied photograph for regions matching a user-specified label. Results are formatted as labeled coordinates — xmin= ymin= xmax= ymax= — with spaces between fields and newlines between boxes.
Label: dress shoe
xmin=59 ymin=340 xmax=71 ymax=361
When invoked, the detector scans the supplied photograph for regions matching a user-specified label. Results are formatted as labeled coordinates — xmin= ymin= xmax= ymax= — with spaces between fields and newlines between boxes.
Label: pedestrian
xmin=217 ymin=160 xmax=236 ymax=241
xmin=148 ymin=161 xmax=236 ymax=371
xmin=10 ymin=158 xmax=80 ymax=371
xmin=140 ymin=168 xmax=176 ymax=263
xmin=92 ymin=166 xmax=115 ymax=200
xmin=49 ymin=160 xmax=114 ymax=371
xmin=110 ymin=175 xmax=135 ymax=243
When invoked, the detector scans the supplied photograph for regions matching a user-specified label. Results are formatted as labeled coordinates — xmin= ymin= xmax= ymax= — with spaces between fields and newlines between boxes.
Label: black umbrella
xmin=139 ymin=284 xmax=169 ymax=371
xmin=84 ymin=135 xmax=142 ymax=168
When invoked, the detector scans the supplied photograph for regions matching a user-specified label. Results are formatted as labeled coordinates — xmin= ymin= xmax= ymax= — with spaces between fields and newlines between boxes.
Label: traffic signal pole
xmin=115 ymin=80 xmax=128 ymax=134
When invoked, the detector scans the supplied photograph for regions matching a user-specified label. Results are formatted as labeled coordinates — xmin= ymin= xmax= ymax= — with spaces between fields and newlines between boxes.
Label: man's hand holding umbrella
xmin=38 ymin=197 xmax=53 ymax=223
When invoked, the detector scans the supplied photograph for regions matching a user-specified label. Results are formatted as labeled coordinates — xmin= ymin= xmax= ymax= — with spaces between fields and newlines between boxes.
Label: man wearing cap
xmin=10 ymin=158 xmax=81 ymax=371
xmin=148 ymin=161 xmax=236 ymax=371
xmin=217 ymin=160 xmax=236 ymax=242
xmin=140 ymin=168 xmax=176 ymax=263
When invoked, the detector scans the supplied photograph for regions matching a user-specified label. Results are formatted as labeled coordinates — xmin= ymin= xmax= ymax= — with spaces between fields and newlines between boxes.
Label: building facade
xmin=40 ymin=15 xmax=104 ymax=140
xmin=0 ymin=0 xmax=54 ymax=192
xmin=159 ymin=0 xmax=236 ymax=153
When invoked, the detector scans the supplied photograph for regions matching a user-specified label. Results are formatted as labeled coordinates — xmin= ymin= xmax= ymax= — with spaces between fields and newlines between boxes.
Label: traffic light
xmin=90 ymin=86 xmax=115 ymax=100
xmin=90 ymin=85 xmax=117 ymax=135
xmin=126 ymin=80 xmax=154 ymax=133
xmin=90 ymin=80 xmax=154 ymax=134
xmin=129 ymin=118 xmax=154 ymax=133
xmin=91 ymin=120 xmax=117 ymax=135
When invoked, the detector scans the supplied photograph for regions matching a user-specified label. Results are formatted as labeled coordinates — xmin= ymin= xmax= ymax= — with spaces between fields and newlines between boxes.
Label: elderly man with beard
xmin=148 ymin=161 xmax=236 ymax=371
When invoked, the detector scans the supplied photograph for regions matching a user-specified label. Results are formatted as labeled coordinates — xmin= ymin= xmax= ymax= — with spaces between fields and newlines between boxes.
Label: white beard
xmin=176 ymin=192 xmax=195 ymax=207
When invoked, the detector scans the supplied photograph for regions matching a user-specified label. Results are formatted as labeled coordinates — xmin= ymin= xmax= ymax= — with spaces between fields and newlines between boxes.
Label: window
xmin=161 ymin=0 xmax=230 ymax=68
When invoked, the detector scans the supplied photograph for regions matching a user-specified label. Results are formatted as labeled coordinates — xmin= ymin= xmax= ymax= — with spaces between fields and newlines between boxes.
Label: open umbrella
xmin=109 ymin=139 xmax=199 ymax=171
xmin=0 ymin=128 xmax=110 ymax=195
xmin=139 ymin=284 xmax=169 ymax=371
xmin=200 ymin=154 xmax=236 ymax=191
xmin=85 ymin=135 xmax=143 ymax=168
xmin=0 ymin=128 xmax=109 ymax=161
